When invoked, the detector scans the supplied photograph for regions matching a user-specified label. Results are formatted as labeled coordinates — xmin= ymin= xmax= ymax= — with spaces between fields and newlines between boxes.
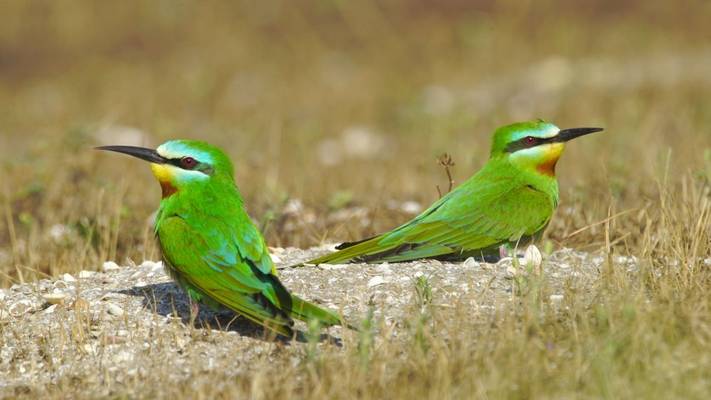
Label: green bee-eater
xmin=305 ymin=120 xmax=603 ymax=265
xmin=97 ymin=140 xmax=343 ymax=337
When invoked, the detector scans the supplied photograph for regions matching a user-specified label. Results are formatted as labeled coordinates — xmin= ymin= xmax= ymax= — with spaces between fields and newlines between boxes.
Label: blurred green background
xmin=0 ymin=0 xmax=709 ymax=283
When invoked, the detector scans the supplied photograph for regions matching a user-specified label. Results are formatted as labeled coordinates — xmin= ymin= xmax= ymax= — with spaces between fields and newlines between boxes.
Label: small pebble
xmin=549 ymin=294 xmax=564 ymax=303
xmin=100 ymin=293 xmax=123 ymax=301
xmin=376 ymin=262 xmax=391 ymax=273
xmin=102 ymin=261 xmax=121 ymax=272
xmin=43 ymin=304 xmax=58 ymax=314
xmin=270 ymin=254 xmax=283 ymax=263
xmin=62 ymin=273 xmax=76 ymax=282
xmin=463 ymin=257 xmax=480 ymax=269
xmin=140 ymin=261 xmax=164 ymax=274
xmin=53 ymin=280 xmax=70 ymax=289
xmin=106 ymin=303 xmax=125 ymax=316
xmin=400 ymin=201 xmax=422 ymax=214
xmin=496 ymin=256 xmax=513 ymax=266
xmin=269 ymin=247 xmax=285 ymax=255
xmin=43 ymin=293 xmax=67 ymax=305
xmin=10 ymin=299 xmax=36 ymax=315
xmin=318 ymin=264 xmax=346 ymax=271
xmin=78 ymin=270 xmax=96 ymax=279
xmin=81 ymin=343 xmax=97 ymax=355
xmin=113 ymin=350 xmax=133 ymax=363
xmin=367 ymin=276 xmax=386 ymax=288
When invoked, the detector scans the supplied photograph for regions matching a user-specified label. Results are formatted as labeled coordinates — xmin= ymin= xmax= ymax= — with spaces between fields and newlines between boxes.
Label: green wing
xmin=158 ymin=215 xmax=295 ymax=336
xmin=157 ymin=209 xmax=343 ymax=334
xmin=308 ymin=177 xmax=555 ymax=264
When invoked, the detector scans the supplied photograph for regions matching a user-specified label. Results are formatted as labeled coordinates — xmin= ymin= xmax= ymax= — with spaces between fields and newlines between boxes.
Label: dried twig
xmin=436 ymin=153 xmax=456 ymax=198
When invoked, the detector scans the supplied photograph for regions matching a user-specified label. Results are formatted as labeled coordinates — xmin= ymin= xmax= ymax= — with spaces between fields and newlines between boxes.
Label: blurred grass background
xmin=0 ymin=0 xmax=709 ymax=284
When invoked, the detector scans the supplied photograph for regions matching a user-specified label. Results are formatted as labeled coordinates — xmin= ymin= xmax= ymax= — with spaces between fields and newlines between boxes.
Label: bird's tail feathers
xmin=335 ymin=234 xmax=378 ymax=250
xmin=305 ymin=236 xmax=394 ymax=265
xmin=289 ymin=294 xmax=351 ymax=329
xmin=218 ymin=291 xmax=295 ymax=337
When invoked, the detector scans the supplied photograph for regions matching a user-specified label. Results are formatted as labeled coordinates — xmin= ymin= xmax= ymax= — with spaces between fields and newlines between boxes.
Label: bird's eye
xmin=525 ymin=136 xmax=536 ymax=145
xmin=180 ymin=157 xmax=197 ymax=169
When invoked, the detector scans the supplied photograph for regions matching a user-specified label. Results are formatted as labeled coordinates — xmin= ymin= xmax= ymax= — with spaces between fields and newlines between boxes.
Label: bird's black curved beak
xmin=95 ymin=145 xmax=167 ymax=164
xmin=556 ymin=127 xmax=604 ymax=142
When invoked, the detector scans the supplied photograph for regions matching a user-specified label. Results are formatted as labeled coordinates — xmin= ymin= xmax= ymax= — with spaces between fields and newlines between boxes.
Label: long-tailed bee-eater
xmin=97 ymin=140 xmax=343 ymax=337
xmin=304 ymin=120 xmax=603 ymax=265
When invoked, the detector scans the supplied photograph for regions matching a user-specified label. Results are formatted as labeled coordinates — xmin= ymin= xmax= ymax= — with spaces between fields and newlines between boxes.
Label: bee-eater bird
xmin=97 ymin=140 xmax=343 ymax=337
xmin=305 ymin=120 xmax=603 ymax=265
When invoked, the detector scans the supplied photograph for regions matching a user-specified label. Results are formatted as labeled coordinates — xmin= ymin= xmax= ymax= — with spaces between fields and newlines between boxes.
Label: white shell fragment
xmin=523 ymin=245 xmax=543 ymax=272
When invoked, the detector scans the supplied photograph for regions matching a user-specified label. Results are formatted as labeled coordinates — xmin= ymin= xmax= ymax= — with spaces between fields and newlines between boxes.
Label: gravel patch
xmin=0 ymin=246 xmax=607 ymax=397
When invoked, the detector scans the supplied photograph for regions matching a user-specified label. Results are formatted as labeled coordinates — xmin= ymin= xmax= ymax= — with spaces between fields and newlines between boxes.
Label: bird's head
xmin=490 ymin=120 xmax=603 ymax=176
xmin=97 ymin=140 xmax=235 ymax=198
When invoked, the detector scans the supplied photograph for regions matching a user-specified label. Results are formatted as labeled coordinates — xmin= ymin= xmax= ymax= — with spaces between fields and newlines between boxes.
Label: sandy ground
xmin=0 ymin=246 xmax=617 ymax=397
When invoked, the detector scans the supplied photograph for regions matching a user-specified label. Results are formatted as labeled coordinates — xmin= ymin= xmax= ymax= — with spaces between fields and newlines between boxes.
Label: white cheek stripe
xmin=171 ymin=165 xmax=209 ymax=181
xmin=156 ymin=163 xmax=209 ymax=182
xmin=512 ymin=146 xmax=545 ymax=158
xmin=538 ymin=126 xmax=560 ymax=138
xmin=511 ymin=142 xmax=561 ymax=159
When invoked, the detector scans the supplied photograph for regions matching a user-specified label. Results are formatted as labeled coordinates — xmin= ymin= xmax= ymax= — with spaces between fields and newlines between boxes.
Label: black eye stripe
xmin=167 ymin=158 xmax=198 ymax=168
xmin=167 ymin=158 xmax=186 ymax=168
xmin=505 ymin=136 xmax=554 ymax=153
xmin=166 ymin=157 xmax=215 ymax=175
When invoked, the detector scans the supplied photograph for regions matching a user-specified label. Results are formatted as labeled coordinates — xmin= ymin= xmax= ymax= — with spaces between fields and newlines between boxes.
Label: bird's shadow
xmin=117 ymin=282 xmax=341 ymax=345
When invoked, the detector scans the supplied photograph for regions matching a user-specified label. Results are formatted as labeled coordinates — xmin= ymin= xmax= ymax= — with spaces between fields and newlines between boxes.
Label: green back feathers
xmin=307 ymin=156 xmax=558 ymax=265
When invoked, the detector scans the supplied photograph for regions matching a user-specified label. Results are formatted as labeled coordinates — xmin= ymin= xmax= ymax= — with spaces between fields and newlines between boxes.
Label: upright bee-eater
xmin=305 ymin=120 xmax=603 ymax=265
xmin=97 ymin=140 xmax=343 ymax=337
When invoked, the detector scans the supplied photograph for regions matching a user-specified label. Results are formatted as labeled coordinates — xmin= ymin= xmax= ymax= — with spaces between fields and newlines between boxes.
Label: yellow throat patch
xmin=536 ymin=142 xmax=565 ymax=176
xmin=150 ymin=163 xmax=178 ymax=198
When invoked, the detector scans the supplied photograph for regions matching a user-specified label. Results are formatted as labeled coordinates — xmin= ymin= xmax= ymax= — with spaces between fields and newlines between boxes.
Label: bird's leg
xmin=499 ymin=245 xmax=509 ymax=259
xmin=188 ymin=299 xmax=200 ymax=325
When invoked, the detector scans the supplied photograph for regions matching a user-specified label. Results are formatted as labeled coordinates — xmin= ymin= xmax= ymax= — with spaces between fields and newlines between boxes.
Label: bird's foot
xmin=499 ymin=245 xmax=509 ymax=259
xmin=189 ymin=302 xmax=200 ymax=323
